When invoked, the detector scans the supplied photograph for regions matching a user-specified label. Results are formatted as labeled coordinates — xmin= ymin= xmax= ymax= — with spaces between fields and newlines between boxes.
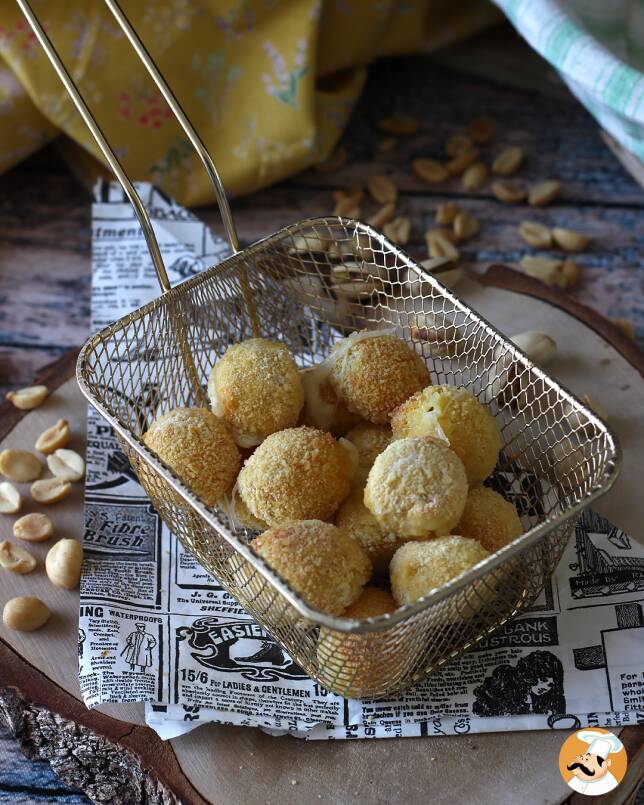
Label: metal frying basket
xmin=20 ymin=0 xmax=620 ymax=699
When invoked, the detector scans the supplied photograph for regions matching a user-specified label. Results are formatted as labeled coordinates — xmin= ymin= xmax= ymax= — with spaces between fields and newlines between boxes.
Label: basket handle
xmin=16 ymin=0 xmax=172 ymax=294
xmin=103 ymin=0 xmax=240 ymax=255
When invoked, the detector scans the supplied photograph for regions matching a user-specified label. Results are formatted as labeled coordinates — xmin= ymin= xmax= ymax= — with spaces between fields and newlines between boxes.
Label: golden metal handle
xmin=15 ymin=0 xmax=172 ymax=294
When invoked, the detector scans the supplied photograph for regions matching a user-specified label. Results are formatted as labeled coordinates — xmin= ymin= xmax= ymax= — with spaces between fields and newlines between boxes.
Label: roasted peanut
xmin=518 ymin=221 xmax=552 ymax=248
xmin=446 ymin=148 xmax=480 ymax=176
xmin=462 ymin=162 xmax=488 ymax=191
xmin=435 ymin=202 xmax=460 ymax=225
xmin=3 ymin=596 xmax=51 ymax=631
xmin=383 ymin=216 xmax=410 ymax=245
xmin=35 ymin=418 xmax=71 ymax=454
xmin=510 ymin=331 xmax=557 ymax=365
xmin=426 ymin=229 xmax=460 ymax=261
xmin=367 ymin=174 xmax=397 ymax=204
xmin=45 ymin=538 xmax=83 ymax=590
xmin=491 ymin=179 xmax=526 ymax=203
xmin=6 ymin=385 xmax=48 ymax=410
xmin=13 ymin=512 xmax=54 ymax=543
xmin=367 ymin=202 xmax=396 ymax=228
xmin=520 ymin=256 xmax=563 ymax=286
xmin=419 ymin=258 xmax=463 ymax=290
xmin=0 ymin=540 xmax=36 ymax=574
xmin=412 ymin=158 xmax=448 ymax=184
xmin=528 ymin=180 xmax=561 ymax=207
xmin=492 ymin=146 xmax=524 ymax=176
xmin=0 ymin=482 xmax=22 ymax=514
xmin=453 ymin=211 xmax=479 ymax=241
xmin=31 ymin=477 xmax=72 ymax=504
xmin=446 ymin=133 xmax=473 ymax=157
xmin=552 ymin=227 xmax=588 ymax=252
xmin=469 ymin=116 xmax=494 ymax=144
xmin=561 ymin=258 xmax=581 ymax=289
xmin=0 ymin=449 xmax=43 ymax=483
xmin=289 ymin=234 xmax=329 ymax=254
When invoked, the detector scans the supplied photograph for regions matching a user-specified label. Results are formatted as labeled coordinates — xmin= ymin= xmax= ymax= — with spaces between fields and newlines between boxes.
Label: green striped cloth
xmin=493 ymin=0 xmax=644 ymax=161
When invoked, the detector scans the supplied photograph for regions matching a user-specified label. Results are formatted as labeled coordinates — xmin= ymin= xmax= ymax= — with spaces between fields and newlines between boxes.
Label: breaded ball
xmin=143 ymin=407 xmax=240 ymax=506
xmin=457 ymin=486 xmax=523 ymax=553
xmin=251 ymin=520 xmax=371 ymax=615
xmin=329 ymin=332 xmax=429 ymax=424
xmin=390 ymin=536 xmax=490 ymax=606
xmin=228 ymin=491 xmax=268 ymax=531
xmin=237 ymin=427 xmax=352 ymax=526
xmin=317 ymin=587 xmax=399 ymax=697
xmin=345 ymin=422 xmax=391 ymax=485
xmin=391 ymin=384 xmax=500 ymax=486
xmin=208 ymin=338 xmax=304 ymax=447
xmin=364 ymin=437 xmax=467 ymax=538
xmin=335 ymin=488 xmax=406 ymax=575
xmin=301 ymin=366 xmax=362 ymax=436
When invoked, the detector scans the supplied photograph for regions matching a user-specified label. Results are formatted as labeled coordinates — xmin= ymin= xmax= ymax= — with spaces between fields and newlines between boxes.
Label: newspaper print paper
xmin=79 ymin=182 xmax=644 ymax=741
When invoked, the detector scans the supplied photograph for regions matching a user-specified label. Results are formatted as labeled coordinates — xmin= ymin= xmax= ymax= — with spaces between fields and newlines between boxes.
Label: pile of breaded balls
xmin=143 ymin=331 xmax=524 ymax=629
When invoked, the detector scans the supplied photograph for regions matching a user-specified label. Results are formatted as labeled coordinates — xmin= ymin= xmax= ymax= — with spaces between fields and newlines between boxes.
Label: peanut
xmin=453 ymin=211 xmax=479 ymax=242
xmin=435 ymin=202 xmax=460 ymax=225
xmin=510 ymin=331 xmax=557 ymax=365
xmin=0 ymin=482 xmax=22 ymax=514
xmin=426 ymin=229 xmax=460 ymax=261
xmin=520 ymin=256 xmax=563 ymax=286
xmin=367 ymin=174 xmax=397 ymax=204
xmin=446 ymin=133 xmax=473 ymax=157
xmin=377 ymin=115 xmax=418 ymax=135
xmin=528 ymin=180 xmax=561 ymax=207
xmin=289 ymin=234 xmax=329 ymax=254
xmin=31 ymin=477 xmax=72 ymax=504
xmin=552 ymin=227 xmax=588 ymax=252
xmin=383 ymin=216 xmax=410 ymax=245
xmin=0 ymin=540 xmax=36 ymax=574
xmin=6 ymin=385 xmax=48 ymax=410
xmin=462 ymin=162 xmax=488 ymax=190
xmin=13 ymin=512 xmax=54 ymax=543
xmin=35 ymin=418 xmax=71 ymax=454
xmin=492 ymin=147 xmax=524 ymax=176
xmin=0 ymin=449 xmax=43 ymax=483
xmin=412 ymin=158 xmax=448 ymax=184
xmin=367 ymin=202 xmax=396 ymax=229
xmin=561 ymin=258 xmax=581 ymax=289
xmin=3 ymin=596 xmax=51 ymax=631
xmin=419 ymin=258 xmax=463 ymax=290
xmin=45 ymin=538 xmax=83 ymax=590
xmin=469 ymin=116 xmax=494 ymax=144
xmin=491 ymin=179 xmax=526 ymax=203
xmin=446 ymin=148 xmax=480 ymax=176
xmin=518 ymin=221 xmax=552 ymax=249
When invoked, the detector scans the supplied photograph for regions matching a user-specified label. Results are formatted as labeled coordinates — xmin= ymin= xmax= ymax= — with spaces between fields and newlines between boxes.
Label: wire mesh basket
xmin=22 ymin=0 xmax=620 ymax=699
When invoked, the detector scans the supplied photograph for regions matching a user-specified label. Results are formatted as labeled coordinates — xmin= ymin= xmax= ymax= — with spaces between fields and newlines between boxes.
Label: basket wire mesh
xmin=21 ymin=0 xmax=620 ymax=699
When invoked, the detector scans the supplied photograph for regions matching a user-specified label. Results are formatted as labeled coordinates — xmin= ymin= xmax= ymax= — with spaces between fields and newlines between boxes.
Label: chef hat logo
xmin=558 ymin=727 xmax=628 ymax=795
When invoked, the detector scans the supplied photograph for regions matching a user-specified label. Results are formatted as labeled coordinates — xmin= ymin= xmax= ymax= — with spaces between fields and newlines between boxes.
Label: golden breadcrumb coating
xmin=143 ymin=407 xmax=240 ymax=506
xmin=237 ymin=426 xmax=352 ymax=526
xmin=457 ymin=486 xmax=523 ymax=553
xmin=345 ymin=422 xmax=391 ymax=485
xmin=390 ymin=536 xmax=490 ymax=606
xmin=301 ymin=368 xmax=362 ymax=436
xmin=317 ymin=587 xmax=398 ymax=697
xmin=251 ymin=520 xmax=371 ymax=615
xmin=208 ymin=338 xmax=304 ymax=447
xmin=330 ymin=332 xmax=429 ymax=424
xmin=335 ymin=488 xmax=406 ymax=575
xmin=391 ymin=384 xmax=500 ymax=486
xmin=364 ymin=437 xmax=467 ymax=537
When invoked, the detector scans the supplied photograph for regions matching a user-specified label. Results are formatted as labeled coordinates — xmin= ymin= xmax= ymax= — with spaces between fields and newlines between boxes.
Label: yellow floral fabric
xmin=0 ymin=0 xmax=498 ymax=206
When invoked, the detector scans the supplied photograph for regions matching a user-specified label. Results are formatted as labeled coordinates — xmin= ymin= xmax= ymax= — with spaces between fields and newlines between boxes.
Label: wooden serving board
xmin=1 ymin=269 xmax=643 ymax=805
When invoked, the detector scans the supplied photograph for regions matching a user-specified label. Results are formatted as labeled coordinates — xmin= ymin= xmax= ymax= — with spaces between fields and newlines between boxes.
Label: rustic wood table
xmin=1 ymin=33 xmax=643 ymax=804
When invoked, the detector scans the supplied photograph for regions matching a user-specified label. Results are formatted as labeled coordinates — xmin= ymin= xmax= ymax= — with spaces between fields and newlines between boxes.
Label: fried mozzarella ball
xmin=317 ymin=587 xmax=398 ymax=697
xmin=250 ymin=520 xmax=371 ymax=615
xmin=237 ymin=426 xmax=353 ymax=526
xmin=208 ymin=338 xmax=304 ymax=448
xmin=300 ymin=366 xmax=362 ymax=436
xmin=391 ymin=384 xmax=500 ymax=486
xmin=364 ymin=437 xmax=467 ymax=538
xmin=457 ymin=486 xmax=523 ymax=553
xmin=390 ymin=536 xmax=490 ymax=607
xmin=335 ymin=488 xmax=406 ymax=575
xmin=142 ymin=407 xmax=240 ymax=506
xmin=329 ymin=331 xmax=430 ymax=424
xmin=344 ymin=422 xmax=391 ymax=485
